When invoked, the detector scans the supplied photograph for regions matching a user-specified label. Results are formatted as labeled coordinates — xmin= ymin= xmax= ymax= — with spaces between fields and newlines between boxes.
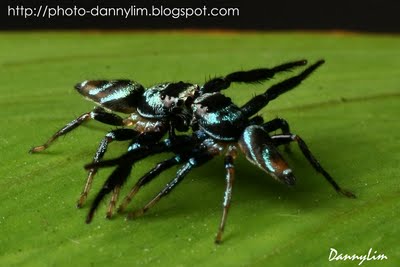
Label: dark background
xmin=2 ymin=0 xmax=400 ymax=33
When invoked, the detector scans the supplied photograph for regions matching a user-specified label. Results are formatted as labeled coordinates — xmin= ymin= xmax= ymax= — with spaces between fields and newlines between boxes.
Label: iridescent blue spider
xmin=81 ymin=59 xmax=355 ymax=244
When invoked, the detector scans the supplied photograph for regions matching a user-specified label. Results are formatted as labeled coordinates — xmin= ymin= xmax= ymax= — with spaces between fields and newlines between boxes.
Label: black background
xmin=2 ymin=0 xmax=400 ymax=32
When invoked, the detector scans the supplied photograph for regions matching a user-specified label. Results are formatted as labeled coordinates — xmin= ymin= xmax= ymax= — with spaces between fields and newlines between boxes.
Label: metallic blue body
xmin=75 ymin=80 xmax=144 ymax=113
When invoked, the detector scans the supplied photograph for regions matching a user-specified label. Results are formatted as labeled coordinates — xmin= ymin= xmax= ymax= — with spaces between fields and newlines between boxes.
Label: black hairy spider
xmin=30 ymin=59 xmax=310 ymax=219
xmin=84 ymin=60 xmax=356 ymax=244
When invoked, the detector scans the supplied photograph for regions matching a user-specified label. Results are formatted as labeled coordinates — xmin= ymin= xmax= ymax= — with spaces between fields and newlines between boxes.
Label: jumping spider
xmin=30 ymin=59 xmax=311 ymax=214
xmin=78 ymin=59 xmax=356 ymax=244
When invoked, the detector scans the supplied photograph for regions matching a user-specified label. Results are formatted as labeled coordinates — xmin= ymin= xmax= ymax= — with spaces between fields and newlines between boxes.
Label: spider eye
xmin=160 ymin=94 xmax=166 ymax=100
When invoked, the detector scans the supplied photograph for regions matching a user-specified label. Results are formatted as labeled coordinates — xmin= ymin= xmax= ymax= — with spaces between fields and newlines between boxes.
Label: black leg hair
xmin=77 ymin=129 xmax=142 ymax=208
xmin=126 ymin=152 xmax=214 ymax=220
xmin=88 ymin=132 xmax=168 ymax=220
xmin=84 ymin=133 xmax=203 ymax=170
xmin=84 ymin=139 xmax=180 ymax=170
xmin=215 ymin=146 xmax=237 ymax=244
xmin=86 ymin=164 xmax=133 ymax=223
xmin=29 ymin=107 xmax=126 ymax=153
xmin=117 ymin=155 xmax=185 ymax=214
xmin=201 ymin=60 xmax=307 ymax=94
xmin=241 ymin=60 xmax=325 ymax=118
xmin=84 ymin=133 xmax=204 ymax=222
xmin=271 ymin=134 xmax=356 ymax=198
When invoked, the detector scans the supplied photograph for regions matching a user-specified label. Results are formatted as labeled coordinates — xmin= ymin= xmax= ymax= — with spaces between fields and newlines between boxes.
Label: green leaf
xmin=1 ymin=32 xmax=399 ymax=267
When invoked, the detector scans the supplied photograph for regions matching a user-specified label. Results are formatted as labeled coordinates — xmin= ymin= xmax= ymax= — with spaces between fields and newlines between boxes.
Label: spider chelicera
xmin=81 ymin=59 xmax=356 ymax=244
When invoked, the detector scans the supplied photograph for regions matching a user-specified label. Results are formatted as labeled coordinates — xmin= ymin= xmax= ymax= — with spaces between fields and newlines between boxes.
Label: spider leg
xmin=126 ymin=151 xmax=214 ymax=220
xmin=84 ymin=133 xmax=201 ymax=170
xmin=86 ymin=163 xmax=133 ymax=223
xmin=262 ymin=118 xmax=291 ymax=152
xmin=215 ymin=146 xmax=237 ymax=244
xmin=85 ymin=133 xmax=203 ymax=222
xmin=84 ymin=142 xmax=172 ymax=170
xmin=100 ymin=132 xmax=168 ymax=219
xmin=262 ymin=118 xmax=290 ymax=134
xmin=271 ymin=134 xmax=356 ymax=198
xmin=77 ymin=128 xmax=142 ymax=208
xmin=29 ymin=107 xmax=126 ymax=153
xmin=117 ymin=155 xmax=185 ymax=214
xmin=241 ymin=60 xmax=325 ymax=117
xmin=201 ymin=60 xmax=308 ymax=94
xmin=107 ymin=185 xmax=121 ymax=219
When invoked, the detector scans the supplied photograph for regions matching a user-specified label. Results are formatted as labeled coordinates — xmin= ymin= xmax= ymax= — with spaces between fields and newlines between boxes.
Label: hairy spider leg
xmin=215 ymin=146 xmax=237 ymax=244
xmin=118 ymin=132 xmax=211 ymax=214
xmin=107 ymin=186 xmax=121 ymax=219
xmin=201 ymin=60 xmax=308 ymax=94
xmin=77 ymin=128 xmax=143 ymax=208
xmin=29 ymin=107 xmax=126 ymax=153
xmin=119 ymin=140 xmax=239 ymax=244
xmin=262 ymin=118 xmax=292 ymax=152
xmin=126 ymin=151 xmax=214 ymax=220
xmin=117 ymin=155 xmax=186 ymax=214
xmin=84 ymin=134 xmax=201 ymax=222
xmin=105 ymin=132 xmax=171 ymax=219
xmin=84 ymin=134 xmax=198 ymax=170
xmin=86 ymin=163 xmax=133 ymax=223
xmin=270 ymin=134 xmax=356 ymax=198
xmin=241 ymin=60 xmax=325 ymax=117
xmin=262 ymin=118 xmax=291 ymax=135
xmin=105 ymin=132 xmax=171 ymax=218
